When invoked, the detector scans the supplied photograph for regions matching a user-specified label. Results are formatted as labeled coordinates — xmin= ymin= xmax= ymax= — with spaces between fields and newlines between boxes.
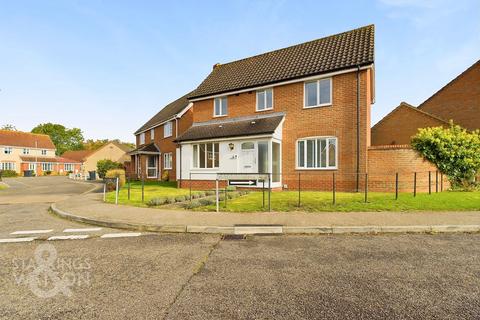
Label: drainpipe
xmin=179 ymin=144 xmax=182 ymax=188
xmin=356 ymin=66 xmax=361 ymax=192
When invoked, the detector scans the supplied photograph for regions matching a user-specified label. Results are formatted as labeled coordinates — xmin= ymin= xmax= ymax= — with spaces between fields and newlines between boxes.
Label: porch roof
xmin=128 ymin=143 xmax=161 ymax=155
xmin=175 ymin=114 xmax=284 ymax=143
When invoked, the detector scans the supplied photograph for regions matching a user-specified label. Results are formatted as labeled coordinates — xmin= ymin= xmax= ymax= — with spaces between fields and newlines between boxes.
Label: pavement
xmin=2 ymin=177 xmax=480 ymax=319
xmin=51 ymin=186 xmax=480 ymax=235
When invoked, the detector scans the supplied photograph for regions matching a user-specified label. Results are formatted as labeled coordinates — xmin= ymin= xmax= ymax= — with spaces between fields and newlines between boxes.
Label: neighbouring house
xmin=129 ymin=93 xmax=193 ymax=181
xmin=372 ymin=59 xmax=480 ymax=146
xmin=63 ymin=142 xmax=132 ymax=177
xmin=175 ymin=25 xmax=375 ymax=191
xmin=0 ymin=130 xmax=81 ymax=176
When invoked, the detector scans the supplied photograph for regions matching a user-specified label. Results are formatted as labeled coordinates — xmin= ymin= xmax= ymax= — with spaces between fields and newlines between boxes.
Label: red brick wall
xmin=371 ymin=104 xmax=447 ymax=146
xmin=191 ymin=70 xmax=372 ymax=184
xmin=367 ymin=145 xmax=448 ymax=192
xmin=419 ymin=60 xmax=480 ymax=131
xmin=133 ymin=107 xmax=193 ymax=181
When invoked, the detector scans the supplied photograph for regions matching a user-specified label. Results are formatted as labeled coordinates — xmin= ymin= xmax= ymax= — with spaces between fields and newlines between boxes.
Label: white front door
xmin=240 ymin=142 xmax=256 ymax=173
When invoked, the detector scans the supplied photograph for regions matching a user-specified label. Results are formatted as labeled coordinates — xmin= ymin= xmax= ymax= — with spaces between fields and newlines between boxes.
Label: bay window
xmin=297 ymin=137 xmax=337 ymax=169
xmin=192 ymin=143 xmax=219 ymax=169
xmin=304 ymin=78 xmax=332 ymax=108
xmin=1 ymin=162 xmax=15 ymax=170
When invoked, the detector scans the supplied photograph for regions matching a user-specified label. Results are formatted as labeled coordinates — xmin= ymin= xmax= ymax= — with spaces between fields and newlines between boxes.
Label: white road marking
xmin=0 ymin=237 xmax=37 ymax=243
xmin=47 ymin=235 xmax=89 ymax=241
xmin=10 ymin=229 xmax=53 ymax=235
xmin=101 ymin=232 xmax=142 ymax=238
xmin=63 ymin=227 xmax=102 ymax=233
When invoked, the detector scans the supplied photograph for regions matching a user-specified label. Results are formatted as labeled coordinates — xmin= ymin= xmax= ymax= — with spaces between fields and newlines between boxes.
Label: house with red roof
xmin=0 ymin=130 xmax=81 ymax=176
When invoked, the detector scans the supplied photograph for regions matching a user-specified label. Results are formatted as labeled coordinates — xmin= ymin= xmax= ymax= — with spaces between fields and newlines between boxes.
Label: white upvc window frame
xmin=139 ymin=133 xmax=145 ymax=145
xmin=4 ymin=147 xmax=12 ymax=154
xmin=303 ymin=77 xmax=332 ymax=109
xmin=256 ymin=88 xmax=274 ymax=112
xmin=163 ymin=153 xmax=173 ymax=170
xmin=41 ymin=149 xmax=47 ymax=155
xmin=23 ymin=148 xmax=30 ymax=155
xmin=42 ymin=162 xmax=53 ymax=171
xmin=146 ymin=155 xmax=158 ymax=178
xmin=64 ymin=163 xmax=74 ymax=172
xmin=28 ymin=163 xmax=36 ymax=171
xmin=192 ymin=142 xmax=220 ymax=169
xmin=164 ymin=121 xmax=173 ymax=138
xmin=213 ymin=97 xmax=228 ymax=117
xmin=1 ymin=162 xmax=15 ymax=170
xmin=150 ymin=128 xmax=155 ymax=140
xmin=296 ymin=136 xmax=338 ymax=170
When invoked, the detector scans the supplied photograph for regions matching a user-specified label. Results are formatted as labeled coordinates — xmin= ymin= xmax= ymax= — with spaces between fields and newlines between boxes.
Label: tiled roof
xmin=20 ymin=156 xmax=80 ymax=163
xmin=134 ymin=92 xmax=192 ymax=134
xmin=0 ymin=130 xmax=55 ymax=149
xmin=175 ymin=114 xmax=284 ymax=142
xmin=61 ymin=150 xmax=94 ymax=162
xmin=189 ymin=25 xmax=374 ymax=99
xmin=128 ymin=143 xmax=161 ymax=154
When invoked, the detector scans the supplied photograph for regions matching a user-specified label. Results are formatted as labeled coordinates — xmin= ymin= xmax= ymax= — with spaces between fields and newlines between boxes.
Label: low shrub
xmin=44 ymin=170 xmax=52 ymax=176
xmin=199 ymin=198 xmax=215 ymax=206
xmin=175 ymin=195 xmax=186 ymax=202
xmin=205 ymin=190 xmax=216 ymax=196
xmin=191 ymin=193 xmax=200 ymax=199
xmin=182 ymin=201 xmax=203 ymax=209
xmin=147 ymin=197 xmax=167 ymax=207
xmin=105 ymin=169 xmax=126 ymax=188
xmin=0 ymin=170 xmax=18 ymax=178
xmin=166 ymin=197 xmax=176 ymax=204
xmin=197 ymin=191 xmax=206 ymax=197
xmin=161 ymin=170 xmax=169 ymax=182
xmin=97 ymin=159 xmax=123 ymax=178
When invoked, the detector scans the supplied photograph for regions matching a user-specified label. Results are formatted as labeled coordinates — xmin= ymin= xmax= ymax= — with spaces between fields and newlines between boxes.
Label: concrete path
xmin=52 ymin=189 xmax=480 ymax=234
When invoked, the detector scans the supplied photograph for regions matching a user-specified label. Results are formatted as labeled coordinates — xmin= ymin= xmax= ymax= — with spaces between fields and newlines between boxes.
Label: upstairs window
xmin=41 ymin=149 xmax=47 ymax=155
xmin=4 ymin=147 xmax=12 ymax=154
xmin=304 ymin=78 xmax=332 ymax=108
xmin=214 ymin=97 xmax=228 ymax=117
xmin=23 ymin=148 xmax=30 ymax=155
xmin=164 ymin=121 xmax=173 ymax=138
xmin=297 ymin=137 xmax=337 ymax=169
xmin=139 ymin=133 xmax=145 ymax=145
xmin=256 ymin=88 xmax=273 ymax=111
xmin=150 ymin=128 xmax=155 ymax=139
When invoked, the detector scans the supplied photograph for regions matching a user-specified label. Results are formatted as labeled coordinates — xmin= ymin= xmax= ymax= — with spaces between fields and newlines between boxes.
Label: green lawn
xmin=198 ymin=190 xmax=480 ymax=212
xmin=106 ymin=181 xmax=480 ymax=212
xmin=105 ymin=181 xmax=191 ymax=207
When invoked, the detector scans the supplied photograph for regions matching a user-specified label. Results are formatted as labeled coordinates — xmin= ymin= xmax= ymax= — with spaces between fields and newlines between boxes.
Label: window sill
xmin=255 ymin=107 xmax=274 ymax=113
xmin=295 ymin=167 xmax=337 ymax=171
xmin=213 ymin=114 xmax=227 ymax=118
xmin=303 ymin=103 xmax=332 ymax=109
xmin=190 ymin=168 xmax=220 ymax=171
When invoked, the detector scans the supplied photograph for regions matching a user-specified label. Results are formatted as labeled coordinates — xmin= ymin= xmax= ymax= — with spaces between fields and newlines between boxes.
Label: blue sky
xmin=1 ymin=0 xmax=479 ymax=142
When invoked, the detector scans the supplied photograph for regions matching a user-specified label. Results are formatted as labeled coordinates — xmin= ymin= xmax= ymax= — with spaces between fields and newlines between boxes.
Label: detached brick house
xmin=129 ymin=93 xmax=193 ymax=180
xmin=0 ymin=130 xmax=81 ymax=176
xmin=175 ymin=25 xmax=375 ymax=190
xmin=372 ymin=59 xmax=480 ymax=145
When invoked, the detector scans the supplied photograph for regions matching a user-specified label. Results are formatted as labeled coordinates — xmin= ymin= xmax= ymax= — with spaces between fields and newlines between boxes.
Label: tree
xmin=411 ymin=123 xmax=480 ymax=188
xmin=97 ymin=159 xmax=124 ymax=178
xmin=1 ymin=124 xmax=17 ymax=131
xmin=31 ymin=123 xmax=84 ymax=155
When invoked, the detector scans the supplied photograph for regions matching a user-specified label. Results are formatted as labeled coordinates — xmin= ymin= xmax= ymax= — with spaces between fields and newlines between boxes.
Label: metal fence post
xmin=364 ymin=173 xmax=368 ymax=203
xmin=262 ymin=179 xmax=265 ymax=208
xmin=127 ymin=177 xmax=131 ymax=200
xmin=141 ymin=177 xmax=145 ymax=203
xmin=435 ymin=170 xmax=438 ymax=193
xmin=103 ymin=183 xmax=106 ymax=202
xmin=224 ymin=186 xmax=227 ymax=208
xmin=297 ymin=172 xmax=301 ymax=207
xmin=215 ymin=178 xmax=219 ymax=212
xmin=428 ymin=171 xmax=431 ymax=195
xmin=268 ymin=173 xmax=271 ymax=212
xmin=395 ymin=173 xmax=399 ymax=200
xmin=332 ymin=172 xmax=336 ymax=205
xmin=115 ymin=177 xmax=119 ymax=205
xmin=189 ymin=172 xmax=192 ymax=202
xmin=413 ymin=172 xmax=417 ymax=197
